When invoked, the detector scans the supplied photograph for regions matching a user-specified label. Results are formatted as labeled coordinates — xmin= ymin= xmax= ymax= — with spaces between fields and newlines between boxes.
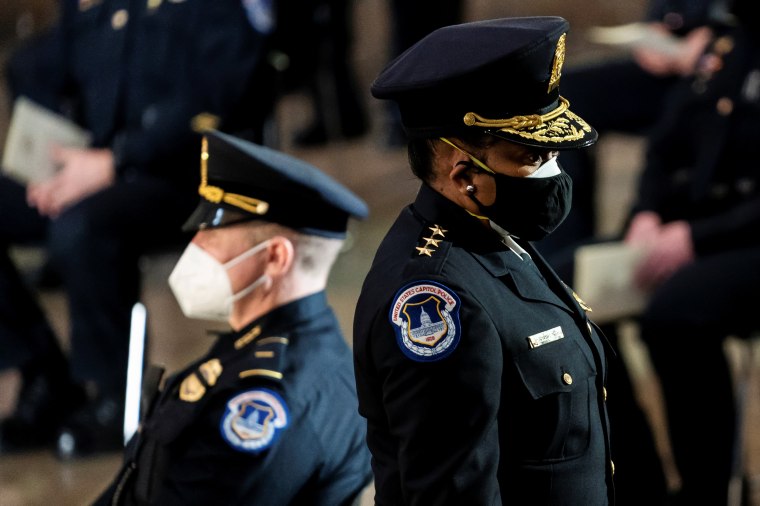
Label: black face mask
xmin=469 ymin=170 xmax=573 ymax=241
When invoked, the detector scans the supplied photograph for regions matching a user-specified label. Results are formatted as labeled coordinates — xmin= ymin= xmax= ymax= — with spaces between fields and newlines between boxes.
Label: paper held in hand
xmin=1 ymin=96 xmax=92 ymax=184
xmin=585 ymin=22 xmax=683 ymax=57
xmin=573 ymin=241 xmax=650 ymax=324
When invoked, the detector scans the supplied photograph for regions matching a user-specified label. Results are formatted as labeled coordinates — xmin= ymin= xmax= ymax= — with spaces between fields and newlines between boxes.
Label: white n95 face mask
xmin=168 ymin=240 xmax=271 ymax=322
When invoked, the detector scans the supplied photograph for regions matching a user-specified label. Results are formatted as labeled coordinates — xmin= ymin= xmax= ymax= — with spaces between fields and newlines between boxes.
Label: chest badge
xmin=179 ymin=373 xmax=205 ymax=402
xmin=389 ymin=280 xmax=461 ymax=362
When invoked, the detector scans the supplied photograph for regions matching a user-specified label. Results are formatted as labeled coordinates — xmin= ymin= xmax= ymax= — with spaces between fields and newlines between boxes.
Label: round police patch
xmin=389 ymin=280 xmax=462 ymax=362
xmin=220 ymin=388 xmax=289 ymax=454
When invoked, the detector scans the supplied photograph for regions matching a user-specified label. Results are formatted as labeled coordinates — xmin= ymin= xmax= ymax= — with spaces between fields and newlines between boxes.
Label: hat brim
xmin=485 ymin=105 xmax=598 ymax=150
xmin=181 ymin=200 xmax=254 ymax=232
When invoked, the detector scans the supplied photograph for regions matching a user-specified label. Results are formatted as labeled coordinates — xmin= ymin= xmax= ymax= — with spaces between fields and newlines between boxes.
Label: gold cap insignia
xmin=548 ymin=33 xmax=566 ymax=93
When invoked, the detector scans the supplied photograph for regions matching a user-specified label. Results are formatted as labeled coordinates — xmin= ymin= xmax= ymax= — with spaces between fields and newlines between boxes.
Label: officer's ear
xmin=264 ymin=236 xmax=295 ymax=279
xmin=450 ymin=163 xmax=477 ymax=197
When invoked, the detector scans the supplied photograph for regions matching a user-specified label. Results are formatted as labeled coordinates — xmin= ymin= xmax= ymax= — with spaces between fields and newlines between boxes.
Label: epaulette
xmin=236 ymin=334 xmax=289 ymax=383
xmin=178 ymin=327 xmax=288 ymax=403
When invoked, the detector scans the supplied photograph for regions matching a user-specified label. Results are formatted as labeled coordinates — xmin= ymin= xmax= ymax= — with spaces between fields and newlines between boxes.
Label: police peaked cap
xmin=371 ymin=16 xmax=598 ymax=149
xmin=182 ymin=131 xmax=369 ymax=237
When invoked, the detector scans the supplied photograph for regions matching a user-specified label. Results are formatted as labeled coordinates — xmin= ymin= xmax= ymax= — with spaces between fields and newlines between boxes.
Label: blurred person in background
xmin=0 ymin=0 xmax=277 ymax=459
xmin=540 ymin=0 xmax=760 ymax=502
xmin=622 ymin=1 xmax=760 ymax=503
xmin=531 ymin=3 xmax=732 ymax=503
xmin=94 ymin=131 xmax=372 ymax=505
xmin=274 ymin=0 xmax=369 ymax=147
xmin=536 ymin=0 xmax=724 ymax=264
xmin=381 ymin=0 xmax=464 ymax=148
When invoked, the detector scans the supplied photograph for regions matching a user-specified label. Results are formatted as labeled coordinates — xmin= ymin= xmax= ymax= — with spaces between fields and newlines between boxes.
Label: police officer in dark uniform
xmin=622 ymin=3 xmax=760 ymax=503
xmin=353 ymin=17 xmax=615 ymax=505
xmin=0 ymin=0 xmax=276 ymax=458
xmin=93 ymin=130 xmax=372 ymax=505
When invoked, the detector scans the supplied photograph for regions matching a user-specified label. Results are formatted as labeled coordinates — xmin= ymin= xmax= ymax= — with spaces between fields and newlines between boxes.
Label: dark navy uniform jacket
xmin=8 ymin=0 xmax=270 ymax=185
xmin=96 ymin=292 xmax=373 ymax=505
xmin=353 ymin=184 xmax=614 ymax=505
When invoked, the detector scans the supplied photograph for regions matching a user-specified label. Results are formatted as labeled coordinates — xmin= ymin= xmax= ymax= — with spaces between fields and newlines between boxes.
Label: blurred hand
xmin=632 ymin=220 xmax=695 ymax=290
xmin=633 ymin=24 xmax=713 ymax=77
xmin=624 ymin=211 xmax=662 ymax=246
xmin=27 ymin=146 xmax=115 ymax=218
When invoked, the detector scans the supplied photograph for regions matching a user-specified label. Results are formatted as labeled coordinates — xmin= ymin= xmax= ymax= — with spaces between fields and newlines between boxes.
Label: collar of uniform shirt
xmin=489 ymin=221 xmax=530 ymax=260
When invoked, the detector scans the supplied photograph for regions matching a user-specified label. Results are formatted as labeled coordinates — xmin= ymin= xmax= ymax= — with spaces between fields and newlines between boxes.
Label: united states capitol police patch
xmin=220 ymin=388 xmax=289 ymax=454
xmin=389 ymin=280 xmax=462 ymax=362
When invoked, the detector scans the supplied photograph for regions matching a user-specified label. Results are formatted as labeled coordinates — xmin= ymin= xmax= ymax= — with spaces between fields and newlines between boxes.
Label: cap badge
xmin=548 ymin=33 xmax=566 ymax=93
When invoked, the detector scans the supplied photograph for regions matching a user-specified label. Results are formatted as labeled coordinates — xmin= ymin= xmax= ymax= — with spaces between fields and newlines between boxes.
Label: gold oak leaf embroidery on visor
xmin=462 ymin=97 xmax=593 ymax=144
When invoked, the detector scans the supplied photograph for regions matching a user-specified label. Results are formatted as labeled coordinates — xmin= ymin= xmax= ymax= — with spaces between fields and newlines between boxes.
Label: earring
xmin=466 ymin=185 xmax=476 ymax=194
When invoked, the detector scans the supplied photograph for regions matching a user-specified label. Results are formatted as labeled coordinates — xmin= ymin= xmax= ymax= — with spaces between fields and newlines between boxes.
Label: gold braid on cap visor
xmin=462 ymin=97 xmax=592 ymax=143
xmin=198 ymin=137 xmax=270 ymax=216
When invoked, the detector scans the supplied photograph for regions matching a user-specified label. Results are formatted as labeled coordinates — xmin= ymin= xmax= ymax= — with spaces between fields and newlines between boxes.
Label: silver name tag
xmin=527 ymin=326 xmax=564 ymax=349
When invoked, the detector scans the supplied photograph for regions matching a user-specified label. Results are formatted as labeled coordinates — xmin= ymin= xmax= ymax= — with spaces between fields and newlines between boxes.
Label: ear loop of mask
xmin=225 ymin=239 xmax=272 ymax=301
xmin=223 ymin=238 xmax=271 ymax=270
xmin=439 ymin=137 xmax=494 ymax=220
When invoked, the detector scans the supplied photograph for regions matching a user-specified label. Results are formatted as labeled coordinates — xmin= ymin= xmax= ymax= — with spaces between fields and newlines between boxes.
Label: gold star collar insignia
xmin=416 ymin=224 xmax=447 ymax=256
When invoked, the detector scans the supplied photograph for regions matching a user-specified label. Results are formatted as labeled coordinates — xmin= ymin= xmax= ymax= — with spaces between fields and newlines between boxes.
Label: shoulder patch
xmin=389 ymin=280 xmax=462 ymax=362
xmin=220 ymin=388 xmax=289 ymax=454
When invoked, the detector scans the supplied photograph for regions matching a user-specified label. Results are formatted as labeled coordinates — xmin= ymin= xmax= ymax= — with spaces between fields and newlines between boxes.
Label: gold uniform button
xmin=112 ymin=9 xmax=129 ymax=30
xmin=716 ymin=97 xmax=733 ymax=116
xmin=562 ymin=372 xmax=573 ymax=385
xmin=611 ymin=460 xmax=615 ymax=475
xmin=603 ymin=386 xmax=607 ymax=401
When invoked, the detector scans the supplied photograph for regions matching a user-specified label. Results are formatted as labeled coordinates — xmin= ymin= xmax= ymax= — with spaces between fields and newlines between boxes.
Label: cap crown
xmin=183 ymin=131 xmax=368 ymax=237
xmin=372 ymin=16 xmax=597 ymax=149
